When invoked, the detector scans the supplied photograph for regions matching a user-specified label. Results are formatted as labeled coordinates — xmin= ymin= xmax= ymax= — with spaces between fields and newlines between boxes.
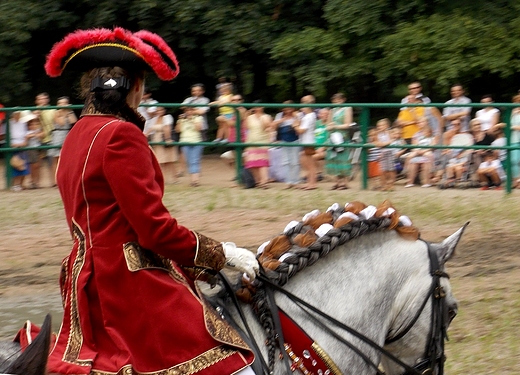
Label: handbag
xmin=10 ymin=154 xmax=26 ymax=171
xmin=329 ymin=131 xmax=345 ymax=152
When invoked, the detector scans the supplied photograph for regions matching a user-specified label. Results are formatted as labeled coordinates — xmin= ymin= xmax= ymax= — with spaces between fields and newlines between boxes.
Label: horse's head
xmin=429 ymin=223 xmax=469 ymax=324
xmin=382 ymin=223 xmax=467 ymax=375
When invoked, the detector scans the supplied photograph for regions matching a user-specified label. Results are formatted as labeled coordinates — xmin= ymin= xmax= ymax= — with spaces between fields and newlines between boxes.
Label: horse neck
xmin=277 ymin=231 xmax=431 ymax=373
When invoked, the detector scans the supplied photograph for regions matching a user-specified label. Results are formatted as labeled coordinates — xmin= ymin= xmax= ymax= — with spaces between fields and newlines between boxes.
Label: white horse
xmin=1 ymin=213 xmax=465 ymax=375
xmin=202 ymin=218 xmax=465 ymax=375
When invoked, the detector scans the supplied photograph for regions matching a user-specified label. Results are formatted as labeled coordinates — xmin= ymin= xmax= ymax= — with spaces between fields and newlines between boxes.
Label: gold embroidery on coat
xmin=192 ymin=231 xmax=225 ymax=271
xmin=59 ymin=255 xmax=70 ymax=308
xmin=123 ymin=243 xmax=252 ymax=353
xmin=90 ymin=345 xmax=237 ymax=375
xmin=123 ymin=242 xmax=188 ymax=285
xmin=199 ymin=295 xmax=251 ymax=351
xmin=63 ymin=219 xmax=91 ymax=366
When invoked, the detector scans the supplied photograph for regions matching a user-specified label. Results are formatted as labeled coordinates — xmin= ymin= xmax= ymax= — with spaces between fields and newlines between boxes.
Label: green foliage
xmin=1 ymin=0 xmax=520 ymax=105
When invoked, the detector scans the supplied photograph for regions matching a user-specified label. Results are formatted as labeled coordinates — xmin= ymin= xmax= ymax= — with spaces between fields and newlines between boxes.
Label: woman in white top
xmin=145 ymin=106 xmax=178 ymax=184
xmin=474 ymin=94 xmax=500 ymax=132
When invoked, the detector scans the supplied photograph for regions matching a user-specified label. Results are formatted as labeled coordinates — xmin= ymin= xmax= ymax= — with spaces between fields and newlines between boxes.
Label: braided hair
xmin=79 ymin=67 xmax=146 ymax=130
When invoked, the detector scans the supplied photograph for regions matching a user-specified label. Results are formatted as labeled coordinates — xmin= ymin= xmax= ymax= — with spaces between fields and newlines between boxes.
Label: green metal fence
xmin=1 ymin=102 xmax=519 ymax=193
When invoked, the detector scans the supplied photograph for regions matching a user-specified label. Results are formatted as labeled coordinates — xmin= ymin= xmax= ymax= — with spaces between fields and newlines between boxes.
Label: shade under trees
xmin=1 ymin=0 xmax=520 ymax=106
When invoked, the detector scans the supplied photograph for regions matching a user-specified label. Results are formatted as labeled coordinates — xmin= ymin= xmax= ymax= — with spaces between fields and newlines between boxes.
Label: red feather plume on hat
xmin=45 ymin=27 xmax=179 ymax=81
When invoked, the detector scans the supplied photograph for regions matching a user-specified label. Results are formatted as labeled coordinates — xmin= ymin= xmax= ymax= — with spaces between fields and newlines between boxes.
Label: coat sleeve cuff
xmin=192 ymin=231 xmax=226 ymax=271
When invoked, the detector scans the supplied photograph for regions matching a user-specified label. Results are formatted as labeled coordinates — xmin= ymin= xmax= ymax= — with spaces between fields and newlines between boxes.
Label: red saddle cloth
xmin=279 ymin=309 xmax=341 ymax=375
xmin=14 ymin=320 xmax=56 ymax=351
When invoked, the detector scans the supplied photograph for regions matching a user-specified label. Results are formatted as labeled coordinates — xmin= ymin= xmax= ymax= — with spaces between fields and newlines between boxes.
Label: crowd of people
xmin=1 ymin=93 xmax=76 ymax=191
xmin=2 ymin=81 xmax=520 ymax=192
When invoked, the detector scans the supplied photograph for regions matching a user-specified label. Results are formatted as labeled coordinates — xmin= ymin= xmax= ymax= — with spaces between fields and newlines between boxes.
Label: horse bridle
xmin=218 ymin=240 xmax=451 ymax=375
xmin=385 ymin=240 xmax=451 ymax=375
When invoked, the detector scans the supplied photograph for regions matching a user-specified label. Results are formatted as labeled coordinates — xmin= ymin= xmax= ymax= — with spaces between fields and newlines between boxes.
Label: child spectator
xmin=373 ymin=118 xmax=396 ymax=191
xmin=211 ymin=83 xmax=234 ymax=143
xmin=390 ymin=127 xmax=406 ymax=176
xmin=25 ymin=116 xmax=44 ymax=189
xmin=367 ymin=128 xmax=382 ymax=189
xmin=478 ymin=149 xmax=505 ymax=190
xmin=405 ymin=123 xmax=436 ymax=188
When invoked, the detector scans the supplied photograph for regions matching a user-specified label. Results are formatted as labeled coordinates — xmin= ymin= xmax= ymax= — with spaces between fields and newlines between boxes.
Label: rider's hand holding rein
xmin=222 ymin=242 xmax=259 ymax=280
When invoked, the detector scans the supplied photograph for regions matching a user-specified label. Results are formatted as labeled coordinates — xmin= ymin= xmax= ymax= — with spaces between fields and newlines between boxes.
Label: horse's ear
xmin=6 ymin=314 xmax=51 ymax=375
xmin=432 ymin=222 xmax=469 ymax=266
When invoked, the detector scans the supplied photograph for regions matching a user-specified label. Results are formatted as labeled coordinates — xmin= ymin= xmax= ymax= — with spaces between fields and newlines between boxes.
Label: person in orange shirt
xmin=395 ymin=94 xmax=425 ymax=144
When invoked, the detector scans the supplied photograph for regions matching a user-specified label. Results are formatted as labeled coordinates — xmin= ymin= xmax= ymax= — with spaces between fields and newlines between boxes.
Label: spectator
xmin=510 ymin=94 xmax=520 ymax=188
xmin=390 ymin=126 xmax=407 ymax=177
xmin=175 ymin=106 xmax=204 ymax=187
xmin=373 ymin=118 xmax=396 ymax=191
xmin=50 ymin=96 xmax=77 ymax=187
xmin=401 ymin=81 xmax=431 ymax=105
xmin=34 ymin=92 xmax=55 ymax=180
xmin=34 ymin=92 xmax=55 ymax=145
xmin=474 ymin=95 xmax=500 ymax=132
xmin=443 ymin=84 xmax=472 ymax=132
xmin=419 ymin=96 xmax=444 ymax=143
xmin=395 ymin=94 xmax=424 ymax=144
xmin=313 ymin=108 xmax=329 ymax=176
xmin=220 ymin=95 xmax=248 ymax=186
xmin=367 ymin=128 xmax=382 ymax=189
xmin=25 ymin=115 xmax=44 ymax=189
xmin=215 ymin=76 xmax=229 ymax=99
xmin=145 ymin=107 xmax=178 ymax=184
xmin=138 ymin=87 xmax=158 ymax=124
xmin=404 ymin=122 xmax=436 ymax=188
xmin=328 ymin=92 xmax=355 ymax=139
xmin=211 ymin=82 xmax=234 ymax=143
xmin=243 ymin=101 xmax=273 ymax=189
xmin=272 ymin=100 xmax=301 ymax=189
xmin=478 ymin=149 xmax=505 ymax=190
xmin=182 ymin=83 xmax=210 ymax=141
xmin=325 ymin=93 xmax=354 ymax=190
xmin=293 ymin=95 xmax=318 ymax=190
xmin=8 ymin=111 xmax=30 ymax=191
xmin=438 ymin=119 xmax=474 ymax=187
xmin=491 ymin=123 xmax=506 ymax=165
xmin=225 ymin=94 xmax=248 ymax=144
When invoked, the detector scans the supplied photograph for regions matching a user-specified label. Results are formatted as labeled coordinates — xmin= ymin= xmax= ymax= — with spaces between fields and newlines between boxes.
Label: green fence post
xmin=4 ymin=113 xmax=12 ymax=190
xmin=233 ymin=108 xmax=243 ymax=183
xmin=504 ymin=108 xmax=512 ymax=194
xmin=359 ymin=107 xmax=370 ymax=190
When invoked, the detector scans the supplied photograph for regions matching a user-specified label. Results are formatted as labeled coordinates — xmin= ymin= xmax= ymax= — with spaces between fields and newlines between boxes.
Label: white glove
xmin=222 ymin=242 xmax=259 ymax=281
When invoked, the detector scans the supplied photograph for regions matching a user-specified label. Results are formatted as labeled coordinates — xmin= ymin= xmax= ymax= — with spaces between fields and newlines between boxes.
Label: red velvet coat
xmin=48 ymin=115 xmax=253 ymax=374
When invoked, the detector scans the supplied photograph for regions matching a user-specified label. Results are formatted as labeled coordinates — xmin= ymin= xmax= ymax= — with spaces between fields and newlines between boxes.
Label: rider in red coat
xmin=43 ymin=28 xmax=258 ymax=375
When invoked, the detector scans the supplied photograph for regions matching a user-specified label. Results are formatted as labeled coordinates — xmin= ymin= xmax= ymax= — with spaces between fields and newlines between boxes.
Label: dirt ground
xmin=1 ymin=154 xmax=519 ymax=372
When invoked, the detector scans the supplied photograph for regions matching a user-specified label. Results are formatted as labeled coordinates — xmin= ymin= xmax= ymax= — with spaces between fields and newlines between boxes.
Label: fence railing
xmin=1 ymin=102 xmax=519 ymax=193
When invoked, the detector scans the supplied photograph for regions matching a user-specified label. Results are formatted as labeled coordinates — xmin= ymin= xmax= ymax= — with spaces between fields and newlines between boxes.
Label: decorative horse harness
xmin=218 ymin=241 xmax=451 ymax=375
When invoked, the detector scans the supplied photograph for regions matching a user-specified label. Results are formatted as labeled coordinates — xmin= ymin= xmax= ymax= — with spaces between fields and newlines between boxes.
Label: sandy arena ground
xmin=1 ymin=154 xmax=519 ymax=373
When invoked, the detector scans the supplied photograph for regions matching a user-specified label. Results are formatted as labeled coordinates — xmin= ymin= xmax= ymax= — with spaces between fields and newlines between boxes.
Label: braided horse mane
xmin=235 ymin=200 xmax=420 ymax=372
